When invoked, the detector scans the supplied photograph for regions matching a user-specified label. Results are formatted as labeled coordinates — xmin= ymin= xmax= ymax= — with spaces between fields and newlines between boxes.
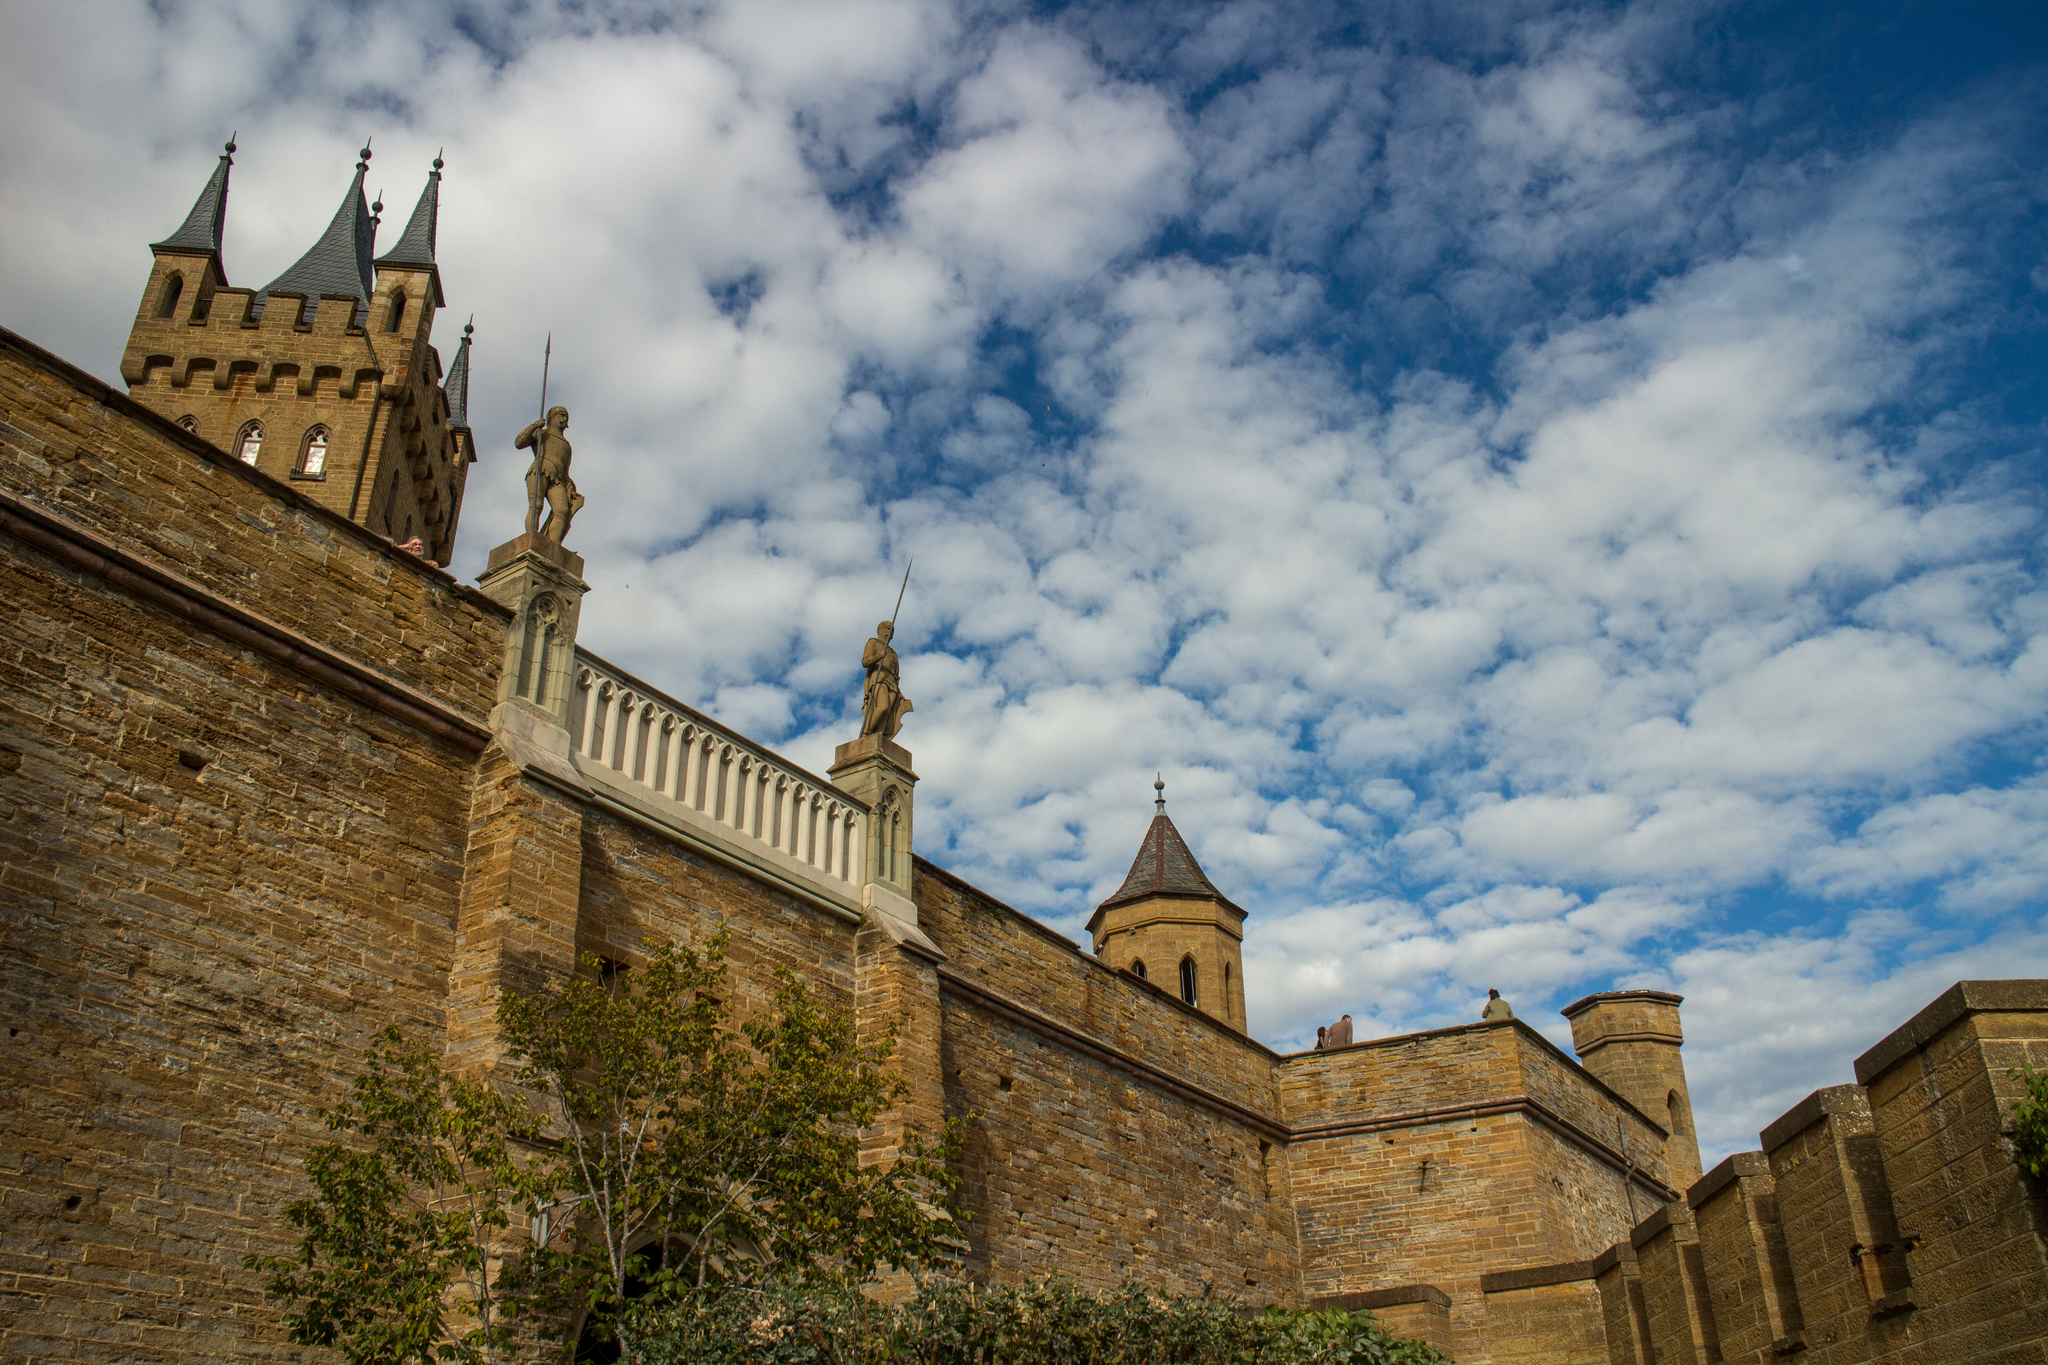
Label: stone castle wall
xmin=915 ymin=864 xmax=1301 ymax=1301
xmin=1471 ymin=981 xmax=2048 ymax=1365
xmin=9 ymin=321 xmax=2047 ymax=1365
xmin=0 ymin=329 xmax=495 ymax=1361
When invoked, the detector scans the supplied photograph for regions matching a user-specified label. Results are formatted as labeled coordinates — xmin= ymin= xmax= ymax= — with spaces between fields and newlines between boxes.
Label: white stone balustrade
xmin=568 ymin=651 xmax=867 ymax=900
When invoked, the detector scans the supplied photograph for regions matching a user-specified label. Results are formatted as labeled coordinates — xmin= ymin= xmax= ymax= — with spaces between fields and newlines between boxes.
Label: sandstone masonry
xmin=5 ymin=150 xmax=2046 ymax=1365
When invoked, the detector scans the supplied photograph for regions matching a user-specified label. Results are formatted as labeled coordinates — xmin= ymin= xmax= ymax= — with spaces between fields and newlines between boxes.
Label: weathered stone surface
xmin=12 ymin=312 xmax=2048 ymax=1365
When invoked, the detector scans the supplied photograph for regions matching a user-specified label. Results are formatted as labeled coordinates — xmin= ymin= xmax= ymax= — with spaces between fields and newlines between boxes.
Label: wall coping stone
xmin=1311 ymin=1285 xmax=1451 ymax=1311
xmin=1760 ymin=1084 xmax=1870 ymax=1156
xmin=1588 ymin=1243 xmax=1635 ymax=1277
xmin=1561 ymin=988 xmax=1684 ymax=1019
xmin=1852 ymin=979 xmax=2048 ymax=1085
xmin=1629 ymin=1200 xmax=1694 ymax=1250
xmin=1688 ymin=1150 xmax=1771 ymax=1209
xmin=1480 ymin=1258 xmax=1604 ymax=1293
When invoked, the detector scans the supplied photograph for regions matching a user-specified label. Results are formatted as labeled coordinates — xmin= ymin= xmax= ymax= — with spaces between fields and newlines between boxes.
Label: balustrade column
xmin=576 ymin=673 xmax=600 ymax=758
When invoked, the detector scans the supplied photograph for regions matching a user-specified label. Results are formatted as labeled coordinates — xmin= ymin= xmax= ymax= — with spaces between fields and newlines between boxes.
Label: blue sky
xmin=4 ymin=0 xmax=2046 ymax=1163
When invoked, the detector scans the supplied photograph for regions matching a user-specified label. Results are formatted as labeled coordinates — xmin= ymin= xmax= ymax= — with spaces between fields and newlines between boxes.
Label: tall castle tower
xmin=1088 ymin=780 xmax=1249 ymax=1031
xmin=119 ymin=140 xmax=475 ymax=565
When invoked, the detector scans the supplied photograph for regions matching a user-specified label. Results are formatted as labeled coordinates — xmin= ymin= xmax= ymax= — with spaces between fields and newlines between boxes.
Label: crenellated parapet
xmin=1466 ymin=980 xmax=2048 ymax=1365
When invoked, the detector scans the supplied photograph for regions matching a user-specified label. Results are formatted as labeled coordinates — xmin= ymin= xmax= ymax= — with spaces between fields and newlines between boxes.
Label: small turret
xmin=1561 ymin=989 xmax=1702 ymax=1192
xmin=133 ymin=137 xmax=235 ymax=335
xmin=1088 ymin=779 xmax=1249 ymax=1031
xmin=374 ymin=153 xmax=446 ymax=306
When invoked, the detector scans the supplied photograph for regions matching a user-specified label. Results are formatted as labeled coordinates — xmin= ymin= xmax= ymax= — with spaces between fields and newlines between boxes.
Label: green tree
xmin=246 ymin=1026 xmax=543 ymax=1365
xmin=2010 ymin=1064 xmax=2048 ymax=1181
xmin=251 ymin=932 xmax=963 ymax=1365
xmin=499 ymin=931 xmax=963 ymax=1361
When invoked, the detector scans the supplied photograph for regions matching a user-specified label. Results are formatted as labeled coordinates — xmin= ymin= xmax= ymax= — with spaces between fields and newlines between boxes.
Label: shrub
xmin=634 ymin=1277 xmax=1455 ymax=1365
xmin=2010 ymin=1064 xmax=2048 ymax=1182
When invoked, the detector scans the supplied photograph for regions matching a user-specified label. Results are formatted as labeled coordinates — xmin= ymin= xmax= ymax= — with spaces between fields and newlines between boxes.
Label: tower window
xmin=1223 ymin=963 xmax=1232 ymax=1016
xmin=1130 ymin=959 xmax=1147 ymax=981
xmin=297 ymin=426 xmax=329 ymax=476
xmin=158 ymin=273 xmax=184 ymax=320
xmin=235 ymin=421 xmax=263 ymax=466
xmin=386 ymin=291 xmax=407 ymax=333
xmin=1180 ymin=957 xmax=1198 ymax=1006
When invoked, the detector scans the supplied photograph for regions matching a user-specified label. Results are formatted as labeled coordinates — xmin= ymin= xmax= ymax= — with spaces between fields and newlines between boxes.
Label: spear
xmin=537 ymin=332 xmax=552 ymax=422
xmin=890 ymin=558 xmax=912 ymax=629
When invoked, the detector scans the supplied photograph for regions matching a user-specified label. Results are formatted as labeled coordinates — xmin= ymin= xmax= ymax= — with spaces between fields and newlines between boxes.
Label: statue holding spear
xmin=860 ymin=561 xmax=914 ymax=741
xmin=514 ymin=333 xmax=585 ymax=546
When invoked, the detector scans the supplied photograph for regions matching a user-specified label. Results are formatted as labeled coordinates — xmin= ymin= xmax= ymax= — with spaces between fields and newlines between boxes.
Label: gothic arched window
xmin=1179 ymin=956 xmax=1198 ymax=1006
xmin=1130 ymin=959 xmax=1147 ymax=981
xmin=158 ymin=273 xmax=184 ymax=320
xmin=296 ymin=426 xmax=329 ymax=476
xmin=176 ymin=415 xmax=199 ymax=435
xmin=235 ymin=421 xmax=263 ymax=466
xmin=1223 ymin=962 xmax=1232 ymax=1016
xmin=386 ymin=291 xmax=407 ymax=333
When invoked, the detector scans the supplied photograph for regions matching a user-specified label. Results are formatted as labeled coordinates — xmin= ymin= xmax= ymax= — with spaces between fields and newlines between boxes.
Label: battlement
xmin=1469 ymin=980 xmax=2048 ymax=1365
xmin=119 ymin=142 xmax=472 ymax=563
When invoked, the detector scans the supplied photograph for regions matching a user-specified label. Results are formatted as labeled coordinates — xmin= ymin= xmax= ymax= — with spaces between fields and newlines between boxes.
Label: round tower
xmin=1087 ymin=779 xmax=1248 ymax=1032
xmin=1560 ymin=989 xmax=1702 ymax=1193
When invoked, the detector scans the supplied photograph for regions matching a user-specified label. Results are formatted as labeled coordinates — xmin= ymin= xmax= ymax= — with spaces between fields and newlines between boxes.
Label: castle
xmin=4 ymin=141 xmax=2046 ymax=1365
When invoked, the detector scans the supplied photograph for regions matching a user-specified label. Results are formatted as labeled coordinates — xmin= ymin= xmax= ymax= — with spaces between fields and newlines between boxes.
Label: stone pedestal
xmin=829 ymin=733 xmax=917 ymax=910
xmin=476 ymin=532 xmax=588 ymax=729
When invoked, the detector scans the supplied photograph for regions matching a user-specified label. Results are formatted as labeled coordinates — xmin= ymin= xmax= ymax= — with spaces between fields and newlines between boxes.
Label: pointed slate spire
xmin=153 ymin=136 xmax=236 ymax=280
xmin=374 ymin=153 xmax=445 ymax=303
xmin=445 ymin=317 xmax=473 ymax=431
xmin=1099 ymin=777 xmax=1241 ymax=914
xmin=263 ymin=142 xmax=378 ymax=323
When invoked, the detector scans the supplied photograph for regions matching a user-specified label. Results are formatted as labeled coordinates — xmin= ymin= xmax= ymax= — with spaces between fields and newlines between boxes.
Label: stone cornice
xmin=0 ymin=488 xmax=491 ymax=753
xmin=1 ymin=325 xmax=506 ymax=618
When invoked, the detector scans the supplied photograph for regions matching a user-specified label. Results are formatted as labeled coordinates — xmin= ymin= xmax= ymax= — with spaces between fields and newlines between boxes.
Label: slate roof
xmin=153 ymin=140 xmax=234 ymax=279
xmin=445 ymin=319 xmax=473 ymax=431
xmin=374 ymin=158 xmax=445 ymax=305
xmin=1098 ymin=794 xmax=1239 ymax=914
xmin=261 ymin=152 xmax=376 ymax=325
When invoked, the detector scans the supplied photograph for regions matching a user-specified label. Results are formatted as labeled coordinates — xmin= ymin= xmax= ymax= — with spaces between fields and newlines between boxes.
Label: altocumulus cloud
xmin=3 ymin=0 xmax=2045 ymax=1164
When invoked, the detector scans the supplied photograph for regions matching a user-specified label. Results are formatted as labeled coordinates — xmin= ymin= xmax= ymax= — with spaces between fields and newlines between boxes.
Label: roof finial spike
xmin=371 ymin=191 xmax=383 ymax=231
xmin=357 ymin=137 xmax=372 ymax=170
xmin=224 ymin=132 xmax=237 ymax=157
xmin=463 ymin=313 xmax=474 ymax=337
xmin=1154 ymin=773 xmax=1166 ymax=811
xmin=433 ymin=147 xmax=445 ymax=172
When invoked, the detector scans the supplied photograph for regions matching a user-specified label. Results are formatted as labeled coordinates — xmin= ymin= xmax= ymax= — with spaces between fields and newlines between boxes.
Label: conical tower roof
xmin=1097 ymin=779 xmax=1242 ymax=915
xmin=374 ymin=155 xmax=446 ymax=305
xmin=153 ymin=137 xmax=235 ymax=279
xmin=262 ymin=144 xmax=377 ymax=323
xmin=445 ymin=318 xmax=473 ymax=431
